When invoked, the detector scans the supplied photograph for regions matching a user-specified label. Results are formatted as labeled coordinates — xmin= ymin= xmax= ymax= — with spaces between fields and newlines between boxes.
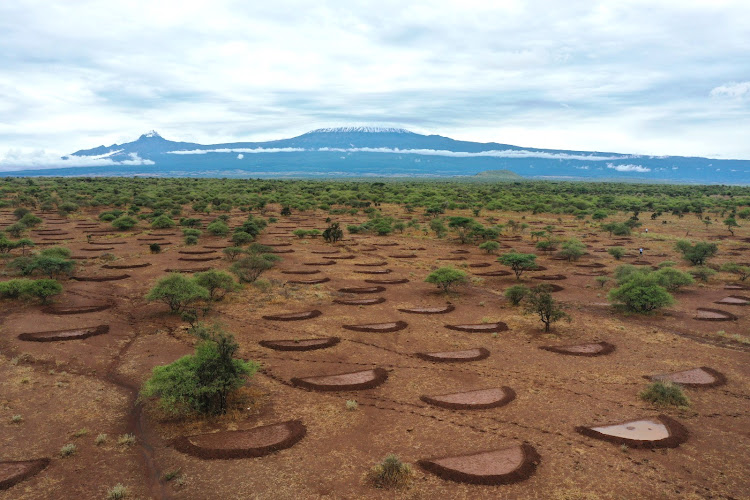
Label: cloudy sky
xmin=1 ymin=0 xmax=749 ymax=167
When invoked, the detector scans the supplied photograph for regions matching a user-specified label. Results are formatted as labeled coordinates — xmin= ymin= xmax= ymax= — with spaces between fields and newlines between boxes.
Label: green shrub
xmin=206 ymin=220 xmax=229 ymax=236
xmin=60 ymin=443 xmax=76 ymax=457
xmin=5 ymin=223 xmax=27 ymax=238
xmin=691 ymin=266 xmax=717 ymax=282
xmin=18 ymin=213 xmax=42 ymax=228
xmin=146 ymin=274 xmax=209 ymax=313
xmin=504 ymin=284 xmax=529 ymax=305
xmin=323 ymin=222 xmax=344 ymax=243
xmin=151 ymin=215 xmax=175 ymax=229
xmin=24 ymin=279 xmax=63 ymax=303
xmin=231 ymin=231 xmax=253 ymax=246
xmin=479 ymin=241 xmax=500 ymax=254
xmin=193 ymin=270 xmax=237 ymax=300
xmin=425 ymin=267 xmax=468 ymax=293
xmin=150 ymin=243 xmax=161 ymax=254
xmin=607 ymin=247 xmax=626 ymax=260
xmin=498 ymin=252 xmax=538 ymax=280
xmin=524 ymin=284 xmax=570 ymax=332
xmin=608 ymin=273 xmax=674 ymax=313
xmin=653 ymin=267 xmax=694 ymax=291
xmin=112 ymin=216 xmax=137 ymax=230
xmin=106 ymin=484 xmax=129 ymax=500
xmin=368 ymin=454 xmax=412 ymax=489
xmin=223 ymin=246 xmax=245 ymax=262
xmin=721 ymin=263 xmax=750 ymax=281
xmin=558 ymin=238 xmax=586 ymax=261
xmin=639 ymin=381 xmax=689 ymax=407
xmin=675 ymin=240 xmax=717 ymax=266
xmin=141 ymin=325 xmax=259 ymax=415
xmin=231 ymin=254 xmax=278 ymax=283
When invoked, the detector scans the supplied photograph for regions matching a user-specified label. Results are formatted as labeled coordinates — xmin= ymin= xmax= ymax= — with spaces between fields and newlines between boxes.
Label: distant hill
xmin=5 ymin=126 xmax=748 ymax=184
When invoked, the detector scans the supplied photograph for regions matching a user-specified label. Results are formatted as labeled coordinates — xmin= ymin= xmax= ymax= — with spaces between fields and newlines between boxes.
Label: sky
xmin=1 ymin=0 xmax=750 ymax=169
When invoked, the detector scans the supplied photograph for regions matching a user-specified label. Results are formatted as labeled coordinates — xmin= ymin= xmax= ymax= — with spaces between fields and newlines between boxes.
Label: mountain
xmin=13 ymin=127 xmax=750 ymax=183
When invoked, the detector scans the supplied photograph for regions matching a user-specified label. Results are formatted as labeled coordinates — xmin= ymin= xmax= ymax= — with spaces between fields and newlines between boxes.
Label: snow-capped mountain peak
xmin=141 ymin=130 xmax=162 ymax=139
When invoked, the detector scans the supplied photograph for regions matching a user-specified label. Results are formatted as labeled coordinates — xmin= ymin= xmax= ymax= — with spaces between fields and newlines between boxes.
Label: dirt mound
xmin=333 ymin=297 xmax=385 ymax=305
xmin=270 ymin=248 xmax=295 ymax=253
xmin=204 ymin=245 xmax=229 ymax=249
xmin=693 ymin=308 xmax=738 ymax=321
xmin=421 ymin=387 xmax=516 ymax=410
xmin=373 ymin=242 xmax=399 ymax=246
xmin=540 ymin=341 xmax=615 ymax=357
xmin=364 ymin=278 xmax=409 ymax=285
xmin=165 ymin=267 xmax=212 ymax=273
xmin=42 ymin=303 xmax=112 ymax=315
xmin=287 ymin=277 xmax=330 ymax=284
xmin=0 ymin=458 xmax=51 ymax=490
xmin=532 ymin=274 xmax=567 ymax=280
xmin=573 ymin=271 xmax=608 ymax=276
xmin=338 ymin=286 xmax=386 ymax=294
xmin=388 ymin=254 xmax=417 ymax=258
xmin=178 ymin=250 xmax=216 ymax=255
xmin=18 ymin=324 xmax=109 ymax=342
xmin=262 ymin=310 xmax=322 ymax=321
xmin=529 ymin=265 xmax=547 ymax=271
xmin=264 ymin=243 xmax=292 ymax=247
xmin=304 ymin=261 xmax=336 ymax=266
xmin=724 ymin=284 xmax=749 ymax=290
xmin=398 ymin=304 xmax=455 ymax=314
xmin=576 ymin=263 xmax=606 ymax=268
xmin=576 ymin=415 xmax=688 ymax=449
xmin=418 ymin=444 xmax=540 ymax=485
xmin=451 ymin=249 xmax=470 ymax=254
xmin=439 ymin=256 xmax=467 ymax=261
xmin=647 ymin=367 xmax=727 ymax=388
xmin=354 ymin=269 xmax=392 ymax=274
xmin=342 ymin=321 xmax=408 ymax=332
xmin=102 ymin=262 xmax=151 ymax=269
xmin=41 ymin=237 xmax=72 ymax=241
xmin=473 ymin=270 xmax=512 ymax=277
xmin=354 ymin=261 xmax=387 ymax=267
xmin=445 ymin=322 xmax=508 ymax=333
xmin=259 ymin=337 xmax=340 ymax=351
xmin=173 ymin=420 xmax=306 ymax=459
xmin=415 ymin=347 xmax=489 ymax=362
xmin=631 ymin=260 xmax=653 ymax=266
xmin=323 ymin=254 xmax=353 ymax=259
xmin=714 ymin=295 xmax=749 ymax=305
xmin=89 ymin=241 xmax=127 ymax=245
xmin=178 ymin=256 xmax=221 ymax=262
xmin=281 ymin=270 xmax=320 ymax=275
xmin=71 ymin=274 xmax=130 ymax=282
xmin=468 ymin=263 xmax=491 ymax=268
xmin=80 ymin=246 xmax=114 ymax=251
xmin=291 ymin=368 xmax=388 ymax=391
xmin=311 ymin=250 xmax=340 ymax=254
xmin=137 ymin=237 xmax=165 ymax=241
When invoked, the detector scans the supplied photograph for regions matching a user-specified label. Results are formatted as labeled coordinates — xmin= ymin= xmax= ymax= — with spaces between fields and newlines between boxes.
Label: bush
xmin=184 ymin=235 xmax=198 ymax=245
xmin=424 ymin=267 xmax=468 ymax=293
xmin=107 ymin=484 xmax=129 ymax=500
xmin=607 ymin=247 xmax=626 ymax=260
xmin=479 ymin=241 xmax=500 ymax=254
xmin=675 ymin=240 xmax=717 ymax=266
xmin=652 ymin=267 xmax=694 ymax=292
xmin=721 ymin=263 xmax=750 ymax=281
xmin=293 ymin=229 xmax=308 ymax=239
xmin=140 ymin=324 xmax=259 ymax=415
xmin=323 ymin=222 xmax=344 ymax=243
xmin=498 ymin=252 xmax=538 ymax=280
xmin=505 ymin=284 xmax=529 ymax=305
xmin=524 ymin=284 xmax=570 ymax=332
xmin=24 ymin=279 xmax=63 ymax=303
xmin=231 ymin=231 xmax=253 ymax=246
xmin=230 ymin=254 xmax=278 ymax=283
xmin=206 ymin=220 xmax=229 ymax=236
xmin=223 ymin=246 xmax=245 ymax=262
xmin=608 ymin=273 xmax=674 ymax=313
xmin=146 ymin=274 xmax=209 ymax=313
xmin=151 ymin=215 xmax=175 ymax=229
xmin=60 ymin=443 xmax=76 ymax=457
xmin=193 ymin=270 xmax=237 ymax=300
xmin=691 ymin=266 xmax=717 ymax=282
xmin=5 ymin=222 xmax=27 ymax=238
xmin=112 ymin=216 xmax=138 ymax=231
xmin=18 ymin=213 xmax=42 ymax=228
xmin=150 ymin=243 xmax=161 ymax=253
xmin=558 ymin=238 xmax=586 ymax=261
xmin=639 ymin=381 xmax=689 ymax=407
xmin=368 ymin=454 xmax=412 ymax=489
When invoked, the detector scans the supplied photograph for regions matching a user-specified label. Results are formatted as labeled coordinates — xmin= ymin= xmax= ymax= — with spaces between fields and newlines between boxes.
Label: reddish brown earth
xmin=1 ymin=207 xmax=749 ymax=499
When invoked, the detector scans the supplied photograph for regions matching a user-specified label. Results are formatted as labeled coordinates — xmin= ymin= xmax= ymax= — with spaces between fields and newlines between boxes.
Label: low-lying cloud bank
xmin=0 ymin=149 xmax=154 ymax=171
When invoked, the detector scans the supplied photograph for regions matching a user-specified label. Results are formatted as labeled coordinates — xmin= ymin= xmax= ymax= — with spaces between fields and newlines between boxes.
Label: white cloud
xmin=710 ymin=81 xmax=750 ymax=99
xmin=318 ymin=147 xmax=627 ymax=161
xmin=0 ymin=148 xmax=154 ymax=171
xmin=606 ymin=163 xmax=651 ymax=173
xmin=237 ymin=153 xmax=244 ymax=159
xmin=168 ymin=147 xmax=304 ymax=155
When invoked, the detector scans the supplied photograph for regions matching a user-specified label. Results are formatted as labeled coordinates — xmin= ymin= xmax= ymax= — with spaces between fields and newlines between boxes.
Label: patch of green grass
xmin=639 ymin=381 xmax=689 ymax=407
xmin=368 ymin=454 xmax=412 ymax=489
xmin=60 ymin=443 xmax=77 ymax=457
xmin=106 ymin=484 xmax=129 ymax=499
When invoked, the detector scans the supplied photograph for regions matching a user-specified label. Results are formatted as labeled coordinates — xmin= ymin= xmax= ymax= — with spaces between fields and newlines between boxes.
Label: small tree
xmin=151 ymin=215 xmax=175 ymax=229
xmin=607 ymin=247 xmax=626 ymax=260
xmin=675 ymin=240 xmax=717 ymax=266
xmin=230 ymin=254 xmax=278 ymax=283
xmin=193 ymin=270 xmax=237 ymax=301
xmin=429 ymin=219 xmax=447 ymax=238
xmin=652 ymin=267 xmax=694 ymax=292
xmin=448 ymin=217 xmax=478 ymax=244
xmin=479 ymin=241 xmax=500 ymax=254
xmin=141 ymin=324 xmax=259 ymax=415
xmin=5 ymin=223 xmax=27 ymax=238
xmin=523 ymin=285 xmax=570 ymax=332
xmin=504 ymin=284 xmax=529 ymax=306
xmin=231 ymin=231 xmax=253 ymax=246
xmin=112 ymin=216 xmax=138 ymax=231
xmin=558 ymin=238 xmax=586 ymax=261
xmin=146 ymin=274 xmax=209 ymax=313
xmin=16 ymin=238 xmax=35 ymax=255
xmin=723 ymin=217 xmax=739 ymax=236
xmin=721 ymin=263 xmax=750 ymax=281
xmin=206 ymin=220 xmax=229 ymax=236
xmin=498 ymin=252 xmax=538 ymax=280
xmin=608 ymin=273 xmax=674 ymax=313
xmin=425 ymin=267 xmax=468 ymax=293
xmin=25 ymin=279 xmax=63 ymax=304
xmin=323 ymin=222 xmax=344 ymax=243
xmin=223 ymin=246 xmax=245 ymax=262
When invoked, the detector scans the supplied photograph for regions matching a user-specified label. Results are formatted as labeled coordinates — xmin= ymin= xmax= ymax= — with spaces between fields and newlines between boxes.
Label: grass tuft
xmin=639 ymin=381 xmax=689 ymax=407
xmin=368 ymin=454 xmax=412 ymax=489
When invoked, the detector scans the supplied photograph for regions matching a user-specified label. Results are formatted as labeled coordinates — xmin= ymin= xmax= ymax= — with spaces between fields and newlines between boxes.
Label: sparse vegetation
xmin=368 ymin=454 xmax=412 ymax=489
xmin=425 ymin=267 xmax=468 ymax=293
xmin=639 ymin=381 xmax=689 ymax=407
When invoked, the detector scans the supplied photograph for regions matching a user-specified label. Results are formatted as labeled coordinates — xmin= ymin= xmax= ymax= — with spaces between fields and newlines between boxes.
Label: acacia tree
xmin=425 ymin=267 xmax=468 ymax=293
xmin=675 ymin=240 xmax=718 ymax=266
xmin=146 ymin=274 xmax=209 ymax=313
xmin=523 ymin=285 xmax=570 ymax=332
xmin=498 ymin=252 xmax=538 ymax=280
